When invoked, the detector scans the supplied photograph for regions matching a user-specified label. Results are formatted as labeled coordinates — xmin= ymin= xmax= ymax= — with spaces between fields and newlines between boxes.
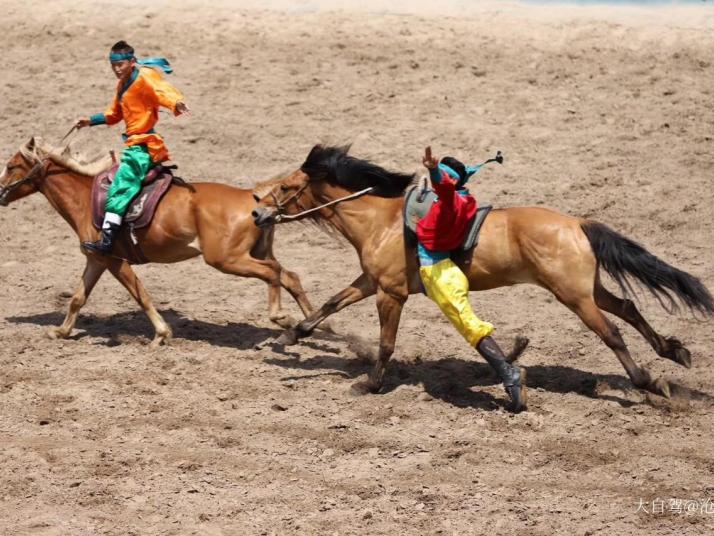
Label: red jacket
xmin=415 ymin=169 xmax=477 ymax=251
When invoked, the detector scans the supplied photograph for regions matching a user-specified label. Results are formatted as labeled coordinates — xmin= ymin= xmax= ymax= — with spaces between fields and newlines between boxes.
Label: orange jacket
xmin=90 ymin=66 xmax=183 ymax=162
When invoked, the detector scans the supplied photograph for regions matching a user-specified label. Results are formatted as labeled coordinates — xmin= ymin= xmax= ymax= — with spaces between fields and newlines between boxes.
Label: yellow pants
xmin=419 ymin=258 xmax=494 ymax=346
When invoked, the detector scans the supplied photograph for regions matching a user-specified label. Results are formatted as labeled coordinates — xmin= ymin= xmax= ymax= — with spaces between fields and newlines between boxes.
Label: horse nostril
xmin=251 ymin=209 xmax=260 ymax=219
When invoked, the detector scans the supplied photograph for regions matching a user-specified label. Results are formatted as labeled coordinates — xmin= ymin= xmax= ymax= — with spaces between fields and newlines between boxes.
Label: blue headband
xmin=438 ymin=163 xmax=481 ymax=185
xmin=109 ymin=52 xmax=173 ymax=74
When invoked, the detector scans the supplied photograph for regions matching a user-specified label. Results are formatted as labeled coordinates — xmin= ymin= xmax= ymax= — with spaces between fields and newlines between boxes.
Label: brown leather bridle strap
xmin=0 ymin=155 xmax=64 ymax=202
xmin=271 ymin=182 xmax=310 ymax=213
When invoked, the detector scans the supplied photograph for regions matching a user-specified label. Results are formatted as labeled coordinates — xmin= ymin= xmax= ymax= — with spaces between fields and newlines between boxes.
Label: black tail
xmin=581 ymin=221 xmax=714 ymax=316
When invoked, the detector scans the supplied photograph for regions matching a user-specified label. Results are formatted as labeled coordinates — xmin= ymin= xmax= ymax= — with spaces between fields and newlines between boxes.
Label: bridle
xmin=0 ymin=149 xmax=62 ymax=205
xmin=270 ymin=182 xmax=310 ymax=217
xmin=269 ymin=181 xmax=374 ymax=223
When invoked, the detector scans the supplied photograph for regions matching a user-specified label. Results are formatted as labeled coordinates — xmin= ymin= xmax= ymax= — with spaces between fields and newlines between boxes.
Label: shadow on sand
xmin=8 ymin=310 xmax=712 ymax=411
xmin=7 ymin=308 xmax=280 ymax=350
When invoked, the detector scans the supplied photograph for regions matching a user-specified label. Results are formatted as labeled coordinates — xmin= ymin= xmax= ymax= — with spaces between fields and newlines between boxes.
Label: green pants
xmin=105 ymin=145 xmax=152 ymax=216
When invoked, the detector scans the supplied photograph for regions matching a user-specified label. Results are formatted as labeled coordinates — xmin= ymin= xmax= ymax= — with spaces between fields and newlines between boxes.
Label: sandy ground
xmin=1 ymin=1 xmax=714 ymax=534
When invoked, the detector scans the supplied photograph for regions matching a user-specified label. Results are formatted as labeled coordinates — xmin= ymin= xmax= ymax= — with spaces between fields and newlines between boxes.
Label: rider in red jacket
xmin=417 ymin=147 xmax=526 ymax=412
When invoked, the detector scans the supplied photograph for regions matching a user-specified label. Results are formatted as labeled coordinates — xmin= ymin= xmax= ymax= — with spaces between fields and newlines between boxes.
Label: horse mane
xmin=300 ymin=144 xmax=414 ymax=198
xmin=21 ymin=138 xmax=113 ymax=177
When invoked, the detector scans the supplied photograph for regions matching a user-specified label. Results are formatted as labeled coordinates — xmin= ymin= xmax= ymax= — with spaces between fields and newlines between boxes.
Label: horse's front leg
xmin=350 ymin=289 xmax=405 ymax=395
xmin=276 ymin=273 xmax=377 ymax=345
xmin=48 ymin=257 xmax=106 ymax=340
xmin=107 ymin=259 xmax=172 ymax=347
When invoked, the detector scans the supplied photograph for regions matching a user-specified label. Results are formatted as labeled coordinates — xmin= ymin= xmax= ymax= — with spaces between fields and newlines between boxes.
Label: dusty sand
xmin=1 ymin=1 xmax=713 ymax=534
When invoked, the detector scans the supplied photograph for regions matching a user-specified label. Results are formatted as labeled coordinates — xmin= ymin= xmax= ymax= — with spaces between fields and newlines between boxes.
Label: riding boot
xmin=476 ymin=335 xmax=527 ymax=413
xmin=83 ymin=213 xmax=122 ymax=255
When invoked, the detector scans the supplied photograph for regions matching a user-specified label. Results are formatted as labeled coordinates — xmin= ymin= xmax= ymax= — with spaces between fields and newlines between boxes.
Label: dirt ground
xmin=1 ymin=1 xmax=713 ymax=534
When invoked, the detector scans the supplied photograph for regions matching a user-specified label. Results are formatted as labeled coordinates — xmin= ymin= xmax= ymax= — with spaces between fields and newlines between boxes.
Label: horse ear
xmin=27 ymin=137 xmax=35 ymax=150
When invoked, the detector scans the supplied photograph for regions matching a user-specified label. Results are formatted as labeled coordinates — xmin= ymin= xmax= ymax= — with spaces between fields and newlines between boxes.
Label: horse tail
xmin=581 ymin=221 xmax=714 ymax=316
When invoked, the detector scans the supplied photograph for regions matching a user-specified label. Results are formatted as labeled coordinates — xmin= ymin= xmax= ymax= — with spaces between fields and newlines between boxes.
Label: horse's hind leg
xmin=568 ymin=296 xmax=671 ymax=399
xmin=594 ymin=281 xmax=691 ymax=368
xmin=107 ymin=259 xmax=172 ymax=347
xmin=207 ymin=251 xmax=300 ymax=329
xmin=48 ymin=257 xmax=106 ymax=340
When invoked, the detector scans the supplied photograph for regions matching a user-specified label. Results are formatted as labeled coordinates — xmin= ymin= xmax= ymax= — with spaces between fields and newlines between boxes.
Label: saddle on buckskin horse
xmin=402 ymin=181 xmax=492 ymax=254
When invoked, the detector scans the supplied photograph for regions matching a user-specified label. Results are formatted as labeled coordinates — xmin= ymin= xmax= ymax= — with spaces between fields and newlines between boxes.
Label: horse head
xmin=252 ymin=144 xmax=414 ymax=229
xmin=252 ymin=167 xmax=313 ymax=228
xmin=0 ymin=137 xmax=53 ymax=206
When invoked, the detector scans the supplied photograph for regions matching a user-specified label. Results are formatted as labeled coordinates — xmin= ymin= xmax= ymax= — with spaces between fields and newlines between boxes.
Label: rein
xmin=274 ymin=186 xmax=374 ymax=223
xmin=0 ymin=150 xmax=64 ymax=204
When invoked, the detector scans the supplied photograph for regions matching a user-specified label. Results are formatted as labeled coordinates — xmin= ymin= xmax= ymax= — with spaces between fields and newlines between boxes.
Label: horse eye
xmin=280 ymin=185 xmax=288 ymax=192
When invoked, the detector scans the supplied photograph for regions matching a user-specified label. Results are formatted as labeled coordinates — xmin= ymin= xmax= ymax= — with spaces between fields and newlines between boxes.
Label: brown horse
xmin=0 ymin=137 xmax=316 ymax=346
xmin=253 ymin=144 xmax=714 ymax=402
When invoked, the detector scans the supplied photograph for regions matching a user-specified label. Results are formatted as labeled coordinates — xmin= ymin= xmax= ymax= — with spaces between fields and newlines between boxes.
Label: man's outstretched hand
xmin=422 ymin=146 xmax=438 ymax=170
xmin=75 ymin=117 xmax=91 ymax=129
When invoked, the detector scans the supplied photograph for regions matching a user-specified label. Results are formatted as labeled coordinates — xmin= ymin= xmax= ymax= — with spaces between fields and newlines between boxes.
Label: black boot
xmin=476 ymin=335 xmax=527 ymax=413
xmin=83 ymin=222 xmax=120 ymax=255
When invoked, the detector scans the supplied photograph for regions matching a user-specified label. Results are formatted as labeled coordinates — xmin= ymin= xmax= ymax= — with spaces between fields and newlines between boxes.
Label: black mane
xmin=300 ymin=144 xmax=414 ymax=198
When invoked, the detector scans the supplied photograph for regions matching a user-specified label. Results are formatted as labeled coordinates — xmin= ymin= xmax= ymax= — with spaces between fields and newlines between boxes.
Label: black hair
xmin=110 ymin=40 xmax=134 ymax=55
xmin=301 ymin=144 xmax=414 ymax=198
xmin=440 ymin=156 xmax=467 ymax=183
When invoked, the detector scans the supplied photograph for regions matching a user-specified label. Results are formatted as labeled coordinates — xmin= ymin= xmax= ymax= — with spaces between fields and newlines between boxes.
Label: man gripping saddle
xmin=76 ymin=40 xmax=189 ymax=255
xmin=416 ymin=147 xmax=527 ymax=413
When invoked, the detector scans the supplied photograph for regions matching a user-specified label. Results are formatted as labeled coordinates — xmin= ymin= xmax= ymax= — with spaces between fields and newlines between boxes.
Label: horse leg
xmin=272 ymin=264 xmax=325 ymax=329
xmin=568 ymin=296 xmax=671 ymax=399
xmin=207 ymin=252 xmax=301 ymax=329
xmin=278 ymin=267 xmax=317 ymax=318
xmin=48 ymin=257 xmax=106 ymax=340
xmin=251 ymin=229 xmax=313 ymax=328
xmin=265 ymin=280 xmax=292 ymax=328
xmin=350 ymin=289 xmax=405 ymax=395
xmin=594 ymin=282 xmax=691 ymax=368
xmin=276 ymin=273 xmax=377 ymax=345
xmin=107 ymin=259 xmax=172 ymax=347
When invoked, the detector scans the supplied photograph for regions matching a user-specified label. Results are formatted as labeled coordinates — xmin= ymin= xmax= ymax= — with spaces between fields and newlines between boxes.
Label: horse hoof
xmin=316 ymin=320 xmax=337 ymax=334
xmin=150 ymin=335 xmax=171 ymax=349
xmin=664 ymin=338 xmax=691 ymax=369
xmin=350 ymin=380 xmax=376 ymax=396
xmin=47 ymin=327 xmax=68 ymax=340
xmin=672 ymin=347 xmax=692 ymax=369
xmin=648 ymin=377 xmax=672 ymax=399
xmin=270 ymin=314 xmax=298 ymax=329
xmin=277 ymin=329 xmax=299 ymax=346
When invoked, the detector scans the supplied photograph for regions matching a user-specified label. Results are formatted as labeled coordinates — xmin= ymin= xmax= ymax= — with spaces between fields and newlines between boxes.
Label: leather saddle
xmin=91 ymin=164 xmax=175 ymax=230
xmin=403 ymin=182 xmax=492 ymax=253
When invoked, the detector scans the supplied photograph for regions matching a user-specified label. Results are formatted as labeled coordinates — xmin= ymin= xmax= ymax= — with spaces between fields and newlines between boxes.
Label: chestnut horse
xmin=0 ymin=137 xmax=315 ymax=346
xmin=253 ymin=145 xmax=714 ymax=401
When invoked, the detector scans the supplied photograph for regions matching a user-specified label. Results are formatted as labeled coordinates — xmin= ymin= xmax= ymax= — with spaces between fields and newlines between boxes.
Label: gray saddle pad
xmin=403 ymin=184 xmax=492 ymax=251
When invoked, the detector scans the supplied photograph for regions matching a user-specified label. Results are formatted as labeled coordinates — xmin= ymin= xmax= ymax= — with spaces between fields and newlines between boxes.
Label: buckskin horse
xmin=0 ymin=137 xmax=317 ymax=346
xmin=252 ymin=144 xmax=714 ymax=402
